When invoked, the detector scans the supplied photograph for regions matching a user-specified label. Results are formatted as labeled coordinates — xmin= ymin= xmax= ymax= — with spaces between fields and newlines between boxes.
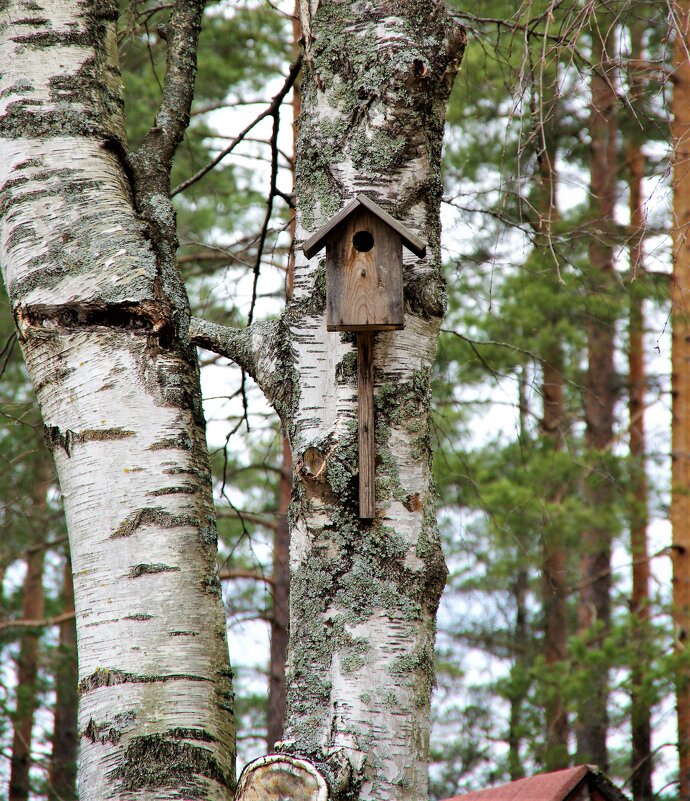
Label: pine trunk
xmin=48 ymin=557 xmax=79 ymax=801
xmin=0 ymin=4 xmax=236 ymax=799
xmin=627 ymin=21 xmax=653 ymax=800
xmin=535 ymin=92 xmax=570 ymax=771
xmin=671 ymin=2 xmax=690 ymax=797
xmin=576 ymin=15 xmax=618 ymax=770
xmin=9 ymin=486 xmax=47 ymax=801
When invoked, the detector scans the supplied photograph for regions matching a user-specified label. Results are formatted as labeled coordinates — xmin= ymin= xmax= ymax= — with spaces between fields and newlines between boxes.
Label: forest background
xmin=0 ymin=1 xmax=688 ymax=800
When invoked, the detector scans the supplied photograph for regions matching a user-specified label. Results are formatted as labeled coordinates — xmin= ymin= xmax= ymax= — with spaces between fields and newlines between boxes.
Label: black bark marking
xmin=123 ymin=613 xmax=154 ymax=621
xmin=148 ymin=434 xmax=193 ymax=451
xmin=78 ymin=669 xmax=208 ymax=694
xmin=44 ymin=425 xmax=135 ymax=456
xmin=109 ymin=731 xmax=231 ymax=796
xmin=111 ymin=507 xmax=196 ymax=539
xmin=22 ymin=300 xmax=173 ymax=343
xmin=83 ymin=711 xmax=136 ymax=744
xmin=128 ymin=563 xmax=180 ymax=579
xmin=148 ymin=485 xmax=196 ymax=497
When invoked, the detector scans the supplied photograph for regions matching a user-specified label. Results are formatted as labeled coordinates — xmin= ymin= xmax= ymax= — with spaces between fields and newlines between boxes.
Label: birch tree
xmin=0 ymin=3 xmax=235 ymax=799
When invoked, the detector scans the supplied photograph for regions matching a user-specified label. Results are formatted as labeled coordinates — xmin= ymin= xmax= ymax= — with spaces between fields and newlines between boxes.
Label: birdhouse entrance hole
xmin=353 ymin=230 xmax=374 ymax=252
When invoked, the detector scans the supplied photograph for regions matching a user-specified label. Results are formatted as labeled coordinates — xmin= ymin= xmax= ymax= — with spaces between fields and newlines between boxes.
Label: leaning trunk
xmin=0 ymin=4 xmax=235 ymax=799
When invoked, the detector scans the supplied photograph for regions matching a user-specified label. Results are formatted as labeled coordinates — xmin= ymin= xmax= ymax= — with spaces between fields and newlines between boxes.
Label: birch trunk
xmin=275 ymin=3 xmax=463 ymax=798
xmin=0 ymin=4 xmax=235 ymax=799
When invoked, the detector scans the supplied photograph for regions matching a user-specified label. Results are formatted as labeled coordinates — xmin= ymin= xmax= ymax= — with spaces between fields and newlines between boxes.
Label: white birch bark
xmin=267 ymin=3 xmax=465 ymax=799
xmin=0 ymin=4 xmax=235 ymax=799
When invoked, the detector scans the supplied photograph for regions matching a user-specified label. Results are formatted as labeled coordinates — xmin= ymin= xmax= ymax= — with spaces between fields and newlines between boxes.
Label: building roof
xmin=301 ymin=193 xmax=427 ymax=259
xmin=442 ymin=766 xmax=629 ymax=801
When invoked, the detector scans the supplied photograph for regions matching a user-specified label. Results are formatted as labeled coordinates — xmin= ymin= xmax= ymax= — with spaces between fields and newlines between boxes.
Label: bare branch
xmin=172 ymin=56 xmax=302 ymax=196
xmin=134 ymin=0 xmax=205 ymax=176
xmin=0 ymin=611 xmax=74 ymax=633
xmin=189 ymin=317 xmax=281 ymax=403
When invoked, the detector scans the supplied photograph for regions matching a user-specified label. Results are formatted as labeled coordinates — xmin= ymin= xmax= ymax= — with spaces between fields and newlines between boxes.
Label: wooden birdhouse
xmin=301 ymin=194 xmax=427 ymax=520
xmin=302 ymin=193 xmax=426 ymax=332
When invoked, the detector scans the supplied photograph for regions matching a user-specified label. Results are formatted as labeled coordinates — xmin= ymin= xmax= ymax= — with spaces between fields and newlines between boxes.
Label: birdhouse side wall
xmin=326 ymin=210 xmax=404 ymax=331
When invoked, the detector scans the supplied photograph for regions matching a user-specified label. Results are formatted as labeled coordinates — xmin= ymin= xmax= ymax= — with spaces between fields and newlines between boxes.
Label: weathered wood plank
xmin=358 ymin=331 xmax=375 ymax=519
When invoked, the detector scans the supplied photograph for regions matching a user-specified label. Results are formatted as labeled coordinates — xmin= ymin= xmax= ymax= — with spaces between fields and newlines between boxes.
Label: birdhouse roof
xmin=441 ymin=766 xmax=629 ymax=801
xmin=302 ymin=193 xmax=427 ymax=259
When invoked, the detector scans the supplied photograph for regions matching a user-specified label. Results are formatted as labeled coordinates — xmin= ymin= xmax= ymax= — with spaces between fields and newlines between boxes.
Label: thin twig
xmin=173 ymin=56 xmax=302 ymax=197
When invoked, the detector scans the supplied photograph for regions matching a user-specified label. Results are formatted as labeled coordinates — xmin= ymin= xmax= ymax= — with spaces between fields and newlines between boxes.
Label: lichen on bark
xmin=272 ymin=1 xmax=466 ymax=798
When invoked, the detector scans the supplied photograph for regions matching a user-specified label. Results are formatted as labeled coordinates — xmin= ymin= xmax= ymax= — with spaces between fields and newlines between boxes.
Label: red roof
xmin=442 ymin=765 xmax=628 ymax=801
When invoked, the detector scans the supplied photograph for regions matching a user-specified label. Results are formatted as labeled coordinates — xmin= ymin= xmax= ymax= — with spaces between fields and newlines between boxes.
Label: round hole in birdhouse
xmin=353 ymin=230 xmax=374 ymax=252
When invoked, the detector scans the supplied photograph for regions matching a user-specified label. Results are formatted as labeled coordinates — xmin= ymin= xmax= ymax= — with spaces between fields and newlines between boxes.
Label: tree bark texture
xmin=275 ymin=2 xmax=465 ymax=798
xmin=671 ymin=2 xmax=690 ymax=798
xmin=0 ymin=4 xmax=235 ymax=799
xmin=48 ymin=557 xmax=79 ymax=801
xmin=576 ymin=14 xmax=618 ymax=771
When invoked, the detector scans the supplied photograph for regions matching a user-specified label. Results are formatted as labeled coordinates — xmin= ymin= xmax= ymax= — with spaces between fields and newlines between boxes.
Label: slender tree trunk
xmin=9 ymin=472 xmax=49 ymax=801
xmin=534 ymin=89 xmax=570 ymax=771
xmin=671 ymin=2 xmax=690 ymax=797
xmin=541 ymin=349 xmax=570 ymax=772
xmin=0 ymin=5 xmax=236 ymax=798
xmin=267 ymin=438 xmax=291 ymax=749
xmin=267 ymin=14 xmax=299 ymax=747
xmin=508 ymin=368 xmax=530 ymax=781
xmin=508 ymin=563 xmax=528 ymax=781
xmin=576 ymin=13 xmax=618 ymax=770
xmin=48 ymin=556 xmax=78 ymax=801
xmin=627 ymin=20 xmax=653 ymax=800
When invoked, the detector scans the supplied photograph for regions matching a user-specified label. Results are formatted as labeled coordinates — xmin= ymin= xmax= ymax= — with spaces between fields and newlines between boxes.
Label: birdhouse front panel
xmin=326 ymin=209 xmax=404 ymax=332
